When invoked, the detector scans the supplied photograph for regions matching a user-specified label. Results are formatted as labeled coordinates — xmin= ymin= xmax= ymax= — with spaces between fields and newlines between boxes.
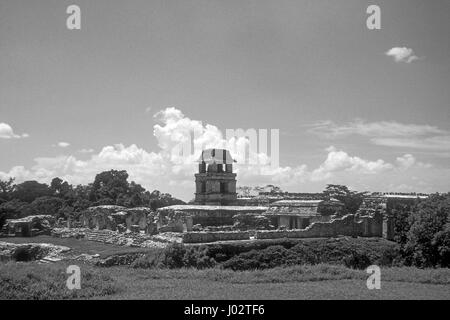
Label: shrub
xmin=131 ymin=244 xmax=216 ymax=269
xmin=221 ymin=238 xmax=400 ymax=271
xmin=182 ymin=246 xmax=216 ymax=269
xmin=162 ymin=243 xmax=186 ymax=268
xmin=131 ymin=250 xmax=166 ymax=268
xmin=222 ymin=245 xmax=291 ymax=271
xmin=343 ymin=251 xmax=371 ymax=269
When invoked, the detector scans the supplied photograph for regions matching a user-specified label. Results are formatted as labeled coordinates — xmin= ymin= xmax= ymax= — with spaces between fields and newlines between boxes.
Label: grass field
xmin=1 ymin=236 xmax=448 ymax=299
xmin=1 ymin=262 xmax=449 ymax=300
xmin=102 ymin=265 xmax=450 ymax=299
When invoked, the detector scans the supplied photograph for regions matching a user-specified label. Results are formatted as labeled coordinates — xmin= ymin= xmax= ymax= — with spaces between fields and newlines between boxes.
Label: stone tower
xmin=194 ymin=149 xmax=237 ymax=205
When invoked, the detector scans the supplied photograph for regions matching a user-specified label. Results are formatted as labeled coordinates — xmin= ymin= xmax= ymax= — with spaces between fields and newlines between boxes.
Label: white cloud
xmin=57 ymin=142 xmax=70 ymax=148
xmin=0 ymin=122 xmax=29 ymax=139
xmin=308 ymin=119 xmax=445 ymax=139
xmin=385 ymin=47 xmax=421 ymax=63
xmin=308 ymin=119 xmax=450 ymax=153
xmin=396 ymin=154 xmax=415 ymax=169
xmin=310 ymin=146 xmax=393 ymax=181
xmin=79 ymin=148 xmax=95 ymax=153
xmin=396 ymin=154 xmax=431 ymax=169
xmin=0 ymin=108 xmax=447 ymax=199
xmin=372 ymin=136 xmax=450 ymax=151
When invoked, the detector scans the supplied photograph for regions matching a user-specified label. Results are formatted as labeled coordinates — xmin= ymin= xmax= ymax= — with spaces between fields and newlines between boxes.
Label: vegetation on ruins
xmin=323 ymin=184 xmax=368 ymax=215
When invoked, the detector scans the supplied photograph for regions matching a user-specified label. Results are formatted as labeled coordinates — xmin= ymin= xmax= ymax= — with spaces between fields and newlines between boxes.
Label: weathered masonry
xmin=157 ymin=204 xmax=267 ymax=227
xmin=194 ymin=149 xmax=237 ymax=205
xmin=264 ymin=199 xmax=344 ymax=230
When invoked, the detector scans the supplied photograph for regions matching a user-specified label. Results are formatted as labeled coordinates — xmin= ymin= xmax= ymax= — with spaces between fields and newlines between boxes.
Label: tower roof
xmin=198 ymin=148 xmax=236 ymax=164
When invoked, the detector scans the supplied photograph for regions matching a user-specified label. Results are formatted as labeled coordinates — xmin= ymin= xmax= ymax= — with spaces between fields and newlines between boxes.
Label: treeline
xmin=389 ymin=193 xmax=450 ymax=268
xmin=0 ymin=169 xmax=185 ymax=226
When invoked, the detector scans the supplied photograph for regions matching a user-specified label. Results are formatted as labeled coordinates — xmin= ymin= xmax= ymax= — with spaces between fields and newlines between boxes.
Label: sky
xmin=1 ymin=0 xmax=449 ymax=201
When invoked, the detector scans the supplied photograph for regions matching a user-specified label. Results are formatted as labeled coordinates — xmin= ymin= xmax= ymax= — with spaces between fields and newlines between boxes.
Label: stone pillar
xmin=382 ymin=216 xmax=394 ymax=240
xmin=279 ymin=216 xmax=290 ymax=228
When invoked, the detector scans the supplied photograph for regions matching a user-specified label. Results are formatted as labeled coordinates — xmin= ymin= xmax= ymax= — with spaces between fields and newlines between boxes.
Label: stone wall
xmin=79 ymin=206 xmax=155 ymax=233
xmin=156 ymin=209 xmax=193 ymax=233
xmin=232 ymin=213 xmax=274 ymax=230
xmin=157 ymin=205 xmax=267 ymax=227
xmin=182 ymin=231 xmax=250 ymax=243
xmin=1 ymin=215 xmax=55 ymax=237
xmin=255 ymin=213 xmax=383 ymax=240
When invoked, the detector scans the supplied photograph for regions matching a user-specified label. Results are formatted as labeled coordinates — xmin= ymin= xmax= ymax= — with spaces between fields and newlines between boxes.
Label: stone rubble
xmin=51 ymin=227 xmax=173 ymax=248
xmin=0 ymin=241 xmax=71 ymax=262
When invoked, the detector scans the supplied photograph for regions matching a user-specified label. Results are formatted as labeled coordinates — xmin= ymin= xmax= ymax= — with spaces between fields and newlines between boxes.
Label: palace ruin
xmin=1 ymin=148 xmax=429 ymax=245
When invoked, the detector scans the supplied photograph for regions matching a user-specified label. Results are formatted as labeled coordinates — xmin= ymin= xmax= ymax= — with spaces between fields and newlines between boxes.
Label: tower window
xmin=220 ymin=182 xmax=228 ymax=193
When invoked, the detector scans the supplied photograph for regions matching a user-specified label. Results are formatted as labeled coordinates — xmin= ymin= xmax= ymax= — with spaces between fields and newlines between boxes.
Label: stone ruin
xmin=1 ymin=215 xmax=56 ymax=237
xmin=0 ymin=241 xmax=71 ymax=262
xmin=74 ymin=205 xmax=199 ymax=235
xmin=78 ymin=205 xmax=156 ymax=234
xmin=0 ymin=204 xmax=393 ymax=246
xmin=231 ymin=213 xmax=274 ymax=231
xmin=0 ymin=150 xmax=406 ymax=245
xmin=256 ymin=211 xmax=383 ymax=240
xmin=156 ymin=208 xmax=193 ymax=233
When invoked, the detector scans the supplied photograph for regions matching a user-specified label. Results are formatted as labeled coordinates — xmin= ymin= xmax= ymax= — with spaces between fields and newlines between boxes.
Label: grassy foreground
xmin=1 ymin=262 xmax=449 ymax=300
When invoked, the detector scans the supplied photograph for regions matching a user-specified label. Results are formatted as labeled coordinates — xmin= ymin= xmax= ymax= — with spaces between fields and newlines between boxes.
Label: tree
xmin=90 ymin=170 xmax=130 ymax=203
xmin=0 ymin=177 xmax=15 ymax=201
xmin=50 ymin=177 xmax=73 ymax=197
xmin=389 ymin=199 xmax=417 ymax=245
xmin=0 ymin=169 xmax=185 ymax=221
xmin=404 ymin=193 xmax=450 ymax=267
xmin=432 ymin=223 xmax=450 ymax=267
xmin=28 ymin=196 xmax=65 ymax=218
xmin=12 ymin=181 xmax=51 ymax=203
xmin=124 ymin=181 xmax=146 ymax=207
xmin=323 ymin=184 xmax=367 ymax=215
xmin=265 ymin=185 xmax=282 ymax=194
xmin=148 ymin=190 xmax=185 ymax=210
xmin=0 ymin=199 xmax=31 ymax=220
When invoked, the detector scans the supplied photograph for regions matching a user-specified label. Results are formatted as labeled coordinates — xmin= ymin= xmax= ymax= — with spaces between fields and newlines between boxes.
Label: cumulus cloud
xmin=395 ymin=154 xmax=431 ymax=169
xmin=0 ymin=144 xmax=166 ymax=187
xmin=385 ymin=47 xmax=421 ymax=63
xmin=0 ymin=123 xmax=28 ymax=139
xmin=0 ymin=108 xmax=443 ymax=199
xmin=310 ymin=146 xmax=393 ymax=181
